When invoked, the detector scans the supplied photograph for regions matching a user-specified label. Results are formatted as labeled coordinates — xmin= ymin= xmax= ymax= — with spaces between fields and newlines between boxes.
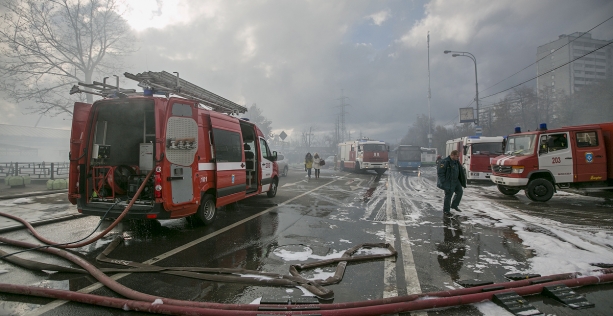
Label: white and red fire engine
xmin=337 ymin=138 xmax=389 ymax=174
xmin=490 ymin=122 xmax=613 ymax=202
xmin=68 ymin=71 xmax=279 ymax=225
xmin=445 ymin=136 xmax=505 ymax=183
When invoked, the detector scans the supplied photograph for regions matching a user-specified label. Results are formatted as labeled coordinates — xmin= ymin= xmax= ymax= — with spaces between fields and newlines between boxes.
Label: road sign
xmin=279 ymin=131 xmax=287 ymax=140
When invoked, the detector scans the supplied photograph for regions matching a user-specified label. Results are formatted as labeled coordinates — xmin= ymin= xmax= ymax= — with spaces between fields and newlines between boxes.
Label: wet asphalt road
xmin=1 ymin=166 xmax=613 ymax=315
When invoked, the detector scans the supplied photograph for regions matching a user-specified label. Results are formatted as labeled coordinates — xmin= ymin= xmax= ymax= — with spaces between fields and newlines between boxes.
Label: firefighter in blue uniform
xmin=437 ymin=150 xmax=467 ymax=216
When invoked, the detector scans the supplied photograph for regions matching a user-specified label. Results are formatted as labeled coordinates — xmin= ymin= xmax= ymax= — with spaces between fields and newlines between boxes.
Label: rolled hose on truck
xmin=0 ymin=169 xmax=154 ymax=249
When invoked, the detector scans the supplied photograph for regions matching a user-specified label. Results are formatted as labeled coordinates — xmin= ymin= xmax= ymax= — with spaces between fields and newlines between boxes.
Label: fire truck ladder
xmin=70 ymin=75 xmax=137 ymax=98
xmin=124 ymin=71 xmax=247 ymax=114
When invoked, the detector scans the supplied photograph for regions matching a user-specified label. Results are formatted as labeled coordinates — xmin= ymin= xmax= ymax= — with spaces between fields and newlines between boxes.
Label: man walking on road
xmin=437 ymin=150 xmax=467 ymax=216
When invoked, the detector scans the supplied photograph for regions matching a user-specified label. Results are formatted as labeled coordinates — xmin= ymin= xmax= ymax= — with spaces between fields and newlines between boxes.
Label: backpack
xmin=320 ymin=159 xmax=325 ymax=166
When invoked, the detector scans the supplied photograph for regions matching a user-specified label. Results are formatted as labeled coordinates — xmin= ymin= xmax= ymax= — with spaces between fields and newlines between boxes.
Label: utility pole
xmin=427 ymin=31 xmax=432 ymax=148
xmin=337 ymin=89 xmax=349 ymax=143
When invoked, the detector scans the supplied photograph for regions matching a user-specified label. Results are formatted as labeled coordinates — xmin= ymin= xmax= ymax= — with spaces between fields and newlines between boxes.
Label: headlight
xmin=511 ymin=166 xmax=524 ymax=174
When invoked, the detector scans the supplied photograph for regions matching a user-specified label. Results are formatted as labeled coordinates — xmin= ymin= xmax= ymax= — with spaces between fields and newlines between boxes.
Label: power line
xmin=479 ymin=14 xmax=613 ymax=95
xmin=481 ymin=41 xmax=613 ymax=100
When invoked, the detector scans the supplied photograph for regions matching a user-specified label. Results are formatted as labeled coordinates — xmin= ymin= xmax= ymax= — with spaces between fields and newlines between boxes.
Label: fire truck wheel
xmin=497 ymin=184 xmax=520 ymax=196
xmin=195 ymin=194 xmax=216 ymax=225
xmin=267 ymin=178 xmax=278 ymax=198
xmin=525 ymin=178 xmax=554 ymax=202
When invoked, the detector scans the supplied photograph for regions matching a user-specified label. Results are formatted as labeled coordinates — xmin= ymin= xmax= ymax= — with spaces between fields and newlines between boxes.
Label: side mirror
xmin=463 ymin=145 xmax=468 ymax=155
xmin=270 ymin=151 xmax=278 ymax=162
xmin=502 ymin=139 xmax=507 ymax=153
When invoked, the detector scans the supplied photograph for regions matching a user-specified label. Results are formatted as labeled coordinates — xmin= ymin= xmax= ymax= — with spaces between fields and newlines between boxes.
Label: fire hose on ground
xmin=0 ymin=169 xmax=612 ymax=314
xmin=1 ymin=236 xmax=612 ymax=315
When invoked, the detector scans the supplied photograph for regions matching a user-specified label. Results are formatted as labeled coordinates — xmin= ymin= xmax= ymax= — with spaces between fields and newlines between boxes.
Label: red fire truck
xmin=445 ymin=136 xmax=505 ymax=183
xmin=68 ymin=71 xmax=279 ymax=225
xmin=490 ymin=122 xmax=613 ymax=202
xmin=337 ymin=138 xmax=389 ymax=174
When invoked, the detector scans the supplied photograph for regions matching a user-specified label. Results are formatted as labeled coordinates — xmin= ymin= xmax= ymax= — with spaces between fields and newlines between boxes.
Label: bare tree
xmin=247 ymin=103 xmax=273 ymax=138
xmin=0 ymin=0 xmax=136 ymax=116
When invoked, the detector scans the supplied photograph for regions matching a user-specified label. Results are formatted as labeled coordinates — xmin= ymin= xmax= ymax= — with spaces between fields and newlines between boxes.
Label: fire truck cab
xmin=68 ymin=71 xmax=279 ymax=225
xmin=445 ymin=136 xmax=505 ymax=183
xmin=337 ymin=138 xmax=389 ymax=174
xmin=490 ymin=122 xmax=613 ymax=202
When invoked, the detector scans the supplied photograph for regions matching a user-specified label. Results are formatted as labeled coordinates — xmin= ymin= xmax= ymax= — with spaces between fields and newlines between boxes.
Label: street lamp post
xmin=444 ymin=50 xmax=479 ymax=126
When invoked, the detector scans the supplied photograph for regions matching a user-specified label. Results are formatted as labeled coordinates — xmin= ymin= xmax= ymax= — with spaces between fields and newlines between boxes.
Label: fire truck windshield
xmin=362 ymin=144 xmax=386 ymax=151
xmin=505 ymin=135 xmax=536 ymax=156
xmin=471 ymin=142 xmax=503 ymax=155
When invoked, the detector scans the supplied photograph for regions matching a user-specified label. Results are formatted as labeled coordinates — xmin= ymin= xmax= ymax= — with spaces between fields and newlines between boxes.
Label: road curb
xmin=0 ymin=214 xmax=83 ymax=234
xmin=0 ymin=189 xmax=68 ymax=200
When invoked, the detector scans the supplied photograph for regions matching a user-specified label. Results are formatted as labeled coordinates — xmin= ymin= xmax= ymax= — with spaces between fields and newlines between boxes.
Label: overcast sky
xmin=1 ymin=0 xmax=612 ymax=144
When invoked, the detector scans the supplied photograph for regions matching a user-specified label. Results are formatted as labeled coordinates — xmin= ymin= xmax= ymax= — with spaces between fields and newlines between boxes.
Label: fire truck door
xmin=210 ymin=114 xmax=246 ymax=203
xmin=165 ymin=102 xmax=197 ymax=205
xmin=259 ymin=137 xmax=273 ymax=191
xmin=69 ymin=102 xmax=92 ymax=203
xmin=538 ymin=132 xmax=573 ymax=183
xmin=573 ymin=130 xmax=607 ymax=182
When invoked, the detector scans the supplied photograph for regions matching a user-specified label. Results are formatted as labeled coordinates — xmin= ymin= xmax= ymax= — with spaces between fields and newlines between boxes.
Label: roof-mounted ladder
xmin=124 ymin=71 xmax=247 ymax=114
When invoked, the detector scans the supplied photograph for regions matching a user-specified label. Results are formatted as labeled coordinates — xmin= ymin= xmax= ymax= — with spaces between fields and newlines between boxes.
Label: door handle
xmin=596 ymin=155 xmax=603 ymax=158
xmin=167 ymin=176 xmax=184 ymax=181
xmin=262 ymin=163 xmax=266 ymax=166
xmin=565 ymin=157 xmax=572 ymax=159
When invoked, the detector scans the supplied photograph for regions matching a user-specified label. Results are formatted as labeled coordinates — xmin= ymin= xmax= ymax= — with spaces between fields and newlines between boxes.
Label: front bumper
xmin=361 ymin=162 xmax=389 ymax=169
xmin=467 ymin=171 xmax=492 ymax=181
xmin=489 ymin=175 xmax=529 ymax=187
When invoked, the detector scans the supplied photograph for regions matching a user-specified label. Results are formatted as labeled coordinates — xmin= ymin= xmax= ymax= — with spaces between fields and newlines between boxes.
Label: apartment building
xmin=536 ymin=32 xmax=611 ymax=96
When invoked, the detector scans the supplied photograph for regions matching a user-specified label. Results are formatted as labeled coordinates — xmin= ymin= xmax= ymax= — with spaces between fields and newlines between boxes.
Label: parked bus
xmin=394 ymin=145 xmax=422 ymax=170
xmin=420 ymin=147 xmax=438 ymax=166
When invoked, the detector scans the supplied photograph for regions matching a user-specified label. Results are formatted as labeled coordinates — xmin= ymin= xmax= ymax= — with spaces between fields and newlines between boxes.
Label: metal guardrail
xmin=0 ymin=162 xmax=69 ymax=180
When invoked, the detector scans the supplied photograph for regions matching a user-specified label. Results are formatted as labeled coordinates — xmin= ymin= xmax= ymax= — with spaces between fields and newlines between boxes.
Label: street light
xmin=444 ymin=50 xmax=480 ymax=126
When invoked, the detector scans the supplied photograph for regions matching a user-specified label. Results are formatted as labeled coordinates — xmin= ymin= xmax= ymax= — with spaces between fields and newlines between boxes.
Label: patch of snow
xmin=474 ymin=301 xmax=514 ymax=316
xmin=12 ymin=198 xmax=33 ymax=204
xmin=250 ymin=297 xmax=262 ymax=304
xmin=339 ymin=239 xmax=352 ymax=243
xmin=355 ymin=247 xmax=392 ymax=256
xmin=310 ymin=268 xmax=335 ymax=280
xmin=151 ymin=299 xmax=163 ymax=305
xmin=286 ymin=289 xmax=294 ymax=293
xmin=0 ymin=269 xmax=9 ymax=274
xmin=296 ymin=285 xmax=316 ymax=296
xmin=123 ymin=304 xmax=130 ymax=311
xmin=272 ymin=246 xmax=342 ymax=262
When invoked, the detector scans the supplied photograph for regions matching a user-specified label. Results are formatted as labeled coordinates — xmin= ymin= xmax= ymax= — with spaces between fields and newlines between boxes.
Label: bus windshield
xmin=505 ymin=135 xmax=536 ymax=156
xmin=397 ymin=147 xmax=421 ymax=161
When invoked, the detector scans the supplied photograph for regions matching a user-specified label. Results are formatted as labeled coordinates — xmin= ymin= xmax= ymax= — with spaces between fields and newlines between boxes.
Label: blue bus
xmin=394 ymin=145 xmax=422 ymax=170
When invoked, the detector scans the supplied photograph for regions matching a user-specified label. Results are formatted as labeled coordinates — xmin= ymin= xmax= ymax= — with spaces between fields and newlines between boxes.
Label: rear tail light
xmin=154 ymin=166 xmax=162 ymax=198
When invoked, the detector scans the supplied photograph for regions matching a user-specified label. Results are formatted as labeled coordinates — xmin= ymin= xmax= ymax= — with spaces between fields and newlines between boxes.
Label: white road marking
xmin=383 ymin=173 xmax=398 ymax=298
xmin=392 ymin=173 xmax=427 ymax=316
xmin=30 ymin=176 xmax=346 ymax=315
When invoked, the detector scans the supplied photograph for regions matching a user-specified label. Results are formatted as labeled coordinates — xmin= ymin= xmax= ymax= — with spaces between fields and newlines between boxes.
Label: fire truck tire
xmin=195 ymin=194 xmax=216 ymax=225
xmin=497 ymin=184 xmax=520 ymax=196
xmin=525 ymin=178 xmax=554 ymax=202
xmin=267 ymin=178 xmax=278 ymax=198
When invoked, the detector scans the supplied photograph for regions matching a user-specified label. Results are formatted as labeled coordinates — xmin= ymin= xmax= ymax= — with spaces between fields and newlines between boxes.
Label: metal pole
xmin=427 ymin=31 xmax=432 ymax=148
xmin=444 ymin=51 xmax=479 ymax=126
